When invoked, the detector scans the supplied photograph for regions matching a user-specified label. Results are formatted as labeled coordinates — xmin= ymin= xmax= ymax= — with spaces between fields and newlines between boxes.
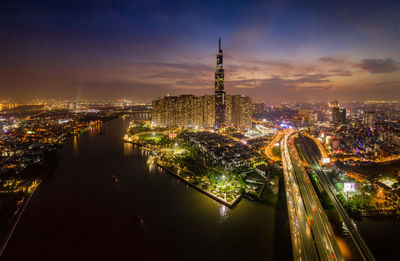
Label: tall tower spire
xmin=215 ymin=37 xmax=226 ymax=128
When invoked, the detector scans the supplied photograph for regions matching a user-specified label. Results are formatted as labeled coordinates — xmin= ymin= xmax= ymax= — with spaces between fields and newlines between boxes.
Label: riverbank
xmin=0 ymin=115 xmax=123 ymax=257
xmin=0 ymin=150 xmax=62 ymax=255
xmin=156 ymin=163 xmax=241 ymax=208
xmin=0 ymin=180 xmax=41 ymax=256
xmin=124 ymin=137 xmax=243 ymax=208
xmin=1 ymin=115 xmax=294 ymax=261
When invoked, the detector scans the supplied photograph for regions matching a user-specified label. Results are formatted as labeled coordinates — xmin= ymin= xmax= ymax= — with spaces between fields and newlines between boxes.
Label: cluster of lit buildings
xmin=152 ymin=94 xmax=252 ymax=130
xmin=302 ymin=101 xmax=400 ymax=161
xmin=179 ymin=131 xmax=256 ymax=170
xmin=0 ymin=108 xmax=122 ymax=175
xmin=152 ymin=38 xmax=252 ymax=130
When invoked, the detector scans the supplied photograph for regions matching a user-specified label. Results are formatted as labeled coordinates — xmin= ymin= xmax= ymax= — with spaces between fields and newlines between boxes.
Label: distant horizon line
xmin=1 ymin=97 xmax=400 ymax=105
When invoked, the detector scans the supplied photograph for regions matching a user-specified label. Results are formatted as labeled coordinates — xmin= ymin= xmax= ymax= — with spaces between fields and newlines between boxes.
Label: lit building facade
xmin=215 ymin=38 xmax=226 ymax=128
xmin=329 ymin=100 xmax=346 ymax=125
xmin=363 ymin=111 xmax=375 ymax=127
xmin=227 ymin=95 xmax=252 ymax=129
xmin=152 ymin=94 xmax=252 ymax=130
xmin=152 ymin=95 xmax=215 ymax=128
xmin=339 ymin=108 xmax=346 ymax=124
xmin=329 ymin=100 xmax=340 ymax=124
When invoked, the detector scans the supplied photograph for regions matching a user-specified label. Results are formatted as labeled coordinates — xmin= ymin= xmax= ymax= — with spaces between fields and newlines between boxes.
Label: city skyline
xmin=1 ymin=0 xmax=399 ymax=102
xmin=3 ymin=1 xmax=400 ymax=260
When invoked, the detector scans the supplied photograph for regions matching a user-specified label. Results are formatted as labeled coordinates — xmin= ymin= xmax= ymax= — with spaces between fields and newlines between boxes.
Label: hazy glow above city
xmin=1 ymin=0 xmax=399 ymax=102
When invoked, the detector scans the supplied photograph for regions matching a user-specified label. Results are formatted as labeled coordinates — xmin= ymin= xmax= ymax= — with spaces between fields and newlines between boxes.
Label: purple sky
xmin=1 ymin=0 xmax=399 ymax=102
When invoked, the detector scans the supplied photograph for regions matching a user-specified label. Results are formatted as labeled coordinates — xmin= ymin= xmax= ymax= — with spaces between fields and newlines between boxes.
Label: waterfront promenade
xmin=123 ymin=132 xmax=243 ymax=208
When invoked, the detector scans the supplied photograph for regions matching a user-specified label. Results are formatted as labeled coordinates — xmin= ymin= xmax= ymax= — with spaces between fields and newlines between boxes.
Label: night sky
xmin=1 ymin=0 xmax=399 ymax=102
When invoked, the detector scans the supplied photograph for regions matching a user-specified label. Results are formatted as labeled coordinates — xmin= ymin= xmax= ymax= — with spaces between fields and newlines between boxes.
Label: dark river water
xmin=2 ymin=116 xmax=292 ymax=261
xmin=356 ymin=216 xmax=400 ymax=260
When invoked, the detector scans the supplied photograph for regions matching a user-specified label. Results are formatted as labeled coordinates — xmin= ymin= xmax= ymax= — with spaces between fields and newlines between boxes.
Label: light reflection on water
xmin=148 ymin=163 xmax=157 ymax=174
xmin=88 ymin=124 xmax=100 ymax=138
xmin=137 ymin=147 xmax=230 ymax=223
xmin=73 ymin=135 xmax=79 ymax=156
xmin=336 ymin=235 xmax=353 ymax=261
xmin=123 ymin=142 xmax=133 ymax=156
xmin=219 ymin=205 xmax=229 ymax=223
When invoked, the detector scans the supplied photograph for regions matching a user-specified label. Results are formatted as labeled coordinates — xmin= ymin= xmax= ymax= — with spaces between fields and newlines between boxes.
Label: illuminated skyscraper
xmin=152 ymin=38 xmax=252 ymax=130
xmin=363 ymin=111 xmax=375 ymax=128
xmin=329 ymin=100 xmax=340 ymax=125
xmin=339 ymin=108 xmax=346 ymax=124
xmin=215 ymin=37 xmax=226 ymax=128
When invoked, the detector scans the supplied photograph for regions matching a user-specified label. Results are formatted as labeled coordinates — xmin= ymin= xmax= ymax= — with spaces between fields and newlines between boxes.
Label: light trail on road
xmin=281 ymin=131 xmax=344 ymax=261
xmin=297 ymin=133 xmax=375 ymax=261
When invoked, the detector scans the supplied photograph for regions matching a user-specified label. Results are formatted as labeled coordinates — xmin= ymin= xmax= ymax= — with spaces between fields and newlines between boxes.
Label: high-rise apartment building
xmin=152 ymin=94 xmax=252 ymax=129
xmin=339 ymin=108 xmax=346 ymax=124
xmin=329 ymin=100 xmax=340 ymax=124
xmin=228 ymin=95 xmax=252 ymax=129
xmin=363 ymin=111 xmax=375 ymax=127
xmin=152 ymin=95 xmax=215 ymax=128
xmin=67 ymin=102 xmax=76 ymax=110
xmin=329 ymin=100 xmax=346 ymax=125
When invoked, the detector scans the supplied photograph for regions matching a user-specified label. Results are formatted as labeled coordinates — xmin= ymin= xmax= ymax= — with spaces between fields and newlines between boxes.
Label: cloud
xmin=227 ymin=54 xmax=293 ymax=69
xmin=289 ymin=74 xmax=331 ymax=84
xmin=78 ymin=80 xmax=173 ymax=100
xmin=227 ymin=74 xmax=332 ymax=91
xmin=142 ymin=71 xmax=194 ymax=79
xmin=319 ymin=56 xmax=349 ymax=65
xmin=328 ymin=69 xmax=352 ymax=76
xmin=295 ymin=85 xmax=332 ymax=91
xmin=144 ymin=62 xmax=212 ymax=71
xmin=173 ymin=79 xmax=212 ymax=89
xmin=138 ymin=62 xmax=213 ymax=80
xmin=359 ymin=58 xmax=399 ymax=74
xmin=373 ymin=80 xmax=400 ymax=86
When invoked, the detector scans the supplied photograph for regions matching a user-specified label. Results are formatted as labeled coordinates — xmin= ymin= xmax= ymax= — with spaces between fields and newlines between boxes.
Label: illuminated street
xmin=296 ymin=133 xmax=375 ymax=261
xmin=281 ymin=131 xmax=344 ymax=260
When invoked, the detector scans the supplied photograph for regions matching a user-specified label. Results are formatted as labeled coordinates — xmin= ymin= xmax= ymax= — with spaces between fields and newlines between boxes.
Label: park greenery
xmin=126 ymin=122 xmax=151 ymax=135
xmin=136 ymin=133 xmax=170 ymax=145
xmin=126 ymin=124 xmax=279 ymax=206
xmin=337 ymin=193 xmax=369 ymax=218
xmin=170 ymin=141 xmax=279 ymax=205
xmin=272 ymin=145 xmax=281 ymax=158
xmin=156 ymin=144 xmax=244 ymax=203
xmin=303 ymin=166 xmax=342 ymax=228
xmin=125 ymin=121 xmax=171 ymax=145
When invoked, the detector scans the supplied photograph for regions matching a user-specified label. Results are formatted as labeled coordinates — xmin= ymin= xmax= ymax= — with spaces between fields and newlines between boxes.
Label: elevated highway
xmin=296 ymin=133 xmax=375 ymax=261
xmin=281 ymin=131 xmax=343 ymax=261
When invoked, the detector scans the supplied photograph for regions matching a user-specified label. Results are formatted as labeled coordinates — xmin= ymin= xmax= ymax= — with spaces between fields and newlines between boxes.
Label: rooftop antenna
xmin=218 ymin=37 xmax=221 ymax=51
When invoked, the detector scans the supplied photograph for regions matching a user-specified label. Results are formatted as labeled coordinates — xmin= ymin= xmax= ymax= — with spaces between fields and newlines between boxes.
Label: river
xmin=2 ymin=116 xmax=292 ymax=260
xmin=356 ymin=216 xmax=400 ymax=260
